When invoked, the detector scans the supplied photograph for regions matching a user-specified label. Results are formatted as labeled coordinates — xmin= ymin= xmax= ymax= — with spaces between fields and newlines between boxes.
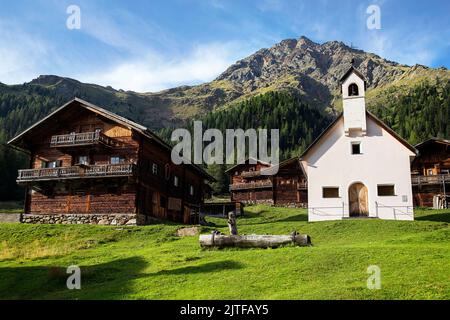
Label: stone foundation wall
xmin=240 ymin=199 xmax=274 ymax=206
xmin=274 ymin=202 xmax=308 ymax=208
xmin=239 ymin=199 xmax=307 ymax=208
xmin=21 ymin=213 xmax=143 ymax=226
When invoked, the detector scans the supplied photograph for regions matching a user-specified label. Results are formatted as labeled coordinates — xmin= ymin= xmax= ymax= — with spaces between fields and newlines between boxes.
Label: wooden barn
xmin=411 ymin=138 xmax=450 ymax=208
xmin=7 ymin=98 xmax=214 ymax=225
xmin=226 ymin=157 xmax=307 ymax=207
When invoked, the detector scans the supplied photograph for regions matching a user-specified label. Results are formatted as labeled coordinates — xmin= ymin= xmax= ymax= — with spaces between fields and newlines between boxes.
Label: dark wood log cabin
xmin=411 ymin=138 xmax=449 ymax=208
xmin=226 ymin=157 xmax=307 ymax=207
xmin=7 ymin=98 xmax=214 ymax=225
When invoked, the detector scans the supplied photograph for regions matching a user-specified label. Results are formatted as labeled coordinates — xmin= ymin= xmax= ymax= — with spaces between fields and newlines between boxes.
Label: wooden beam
xmin=200 ymin=232 xmax=311 ymax=248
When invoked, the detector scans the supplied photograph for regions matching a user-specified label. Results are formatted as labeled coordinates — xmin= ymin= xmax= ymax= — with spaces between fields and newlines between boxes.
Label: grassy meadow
xmin=0 ymin=205 xmax=449 ymax=300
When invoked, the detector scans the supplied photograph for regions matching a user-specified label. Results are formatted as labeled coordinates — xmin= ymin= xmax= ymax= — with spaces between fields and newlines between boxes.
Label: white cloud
xmin=78 ymin=42 xmax=247 ymax=92
xmin=79 ymin=6 xmax=176 ymax=54
xmin=0 ymin=20 xmax=50 ymax=84
xmin=73 ymin=5 xmax=249 ymax=92
xmin=0 ymin=8 xmax=254 ymax=91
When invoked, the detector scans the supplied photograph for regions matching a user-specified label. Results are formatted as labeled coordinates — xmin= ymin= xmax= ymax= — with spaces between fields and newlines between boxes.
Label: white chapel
xmin=301 ymin=65 xmax=417 ymax=221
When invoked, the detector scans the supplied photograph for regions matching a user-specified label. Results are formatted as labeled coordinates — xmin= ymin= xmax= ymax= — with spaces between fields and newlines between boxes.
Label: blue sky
xmin=0 ymin=0 xmax=449 ymax=92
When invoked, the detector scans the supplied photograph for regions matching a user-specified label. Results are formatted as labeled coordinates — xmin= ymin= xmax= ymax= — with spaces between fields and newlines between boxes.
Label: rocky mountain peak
xmin=214 ymin=36 xmax=413 ymax=108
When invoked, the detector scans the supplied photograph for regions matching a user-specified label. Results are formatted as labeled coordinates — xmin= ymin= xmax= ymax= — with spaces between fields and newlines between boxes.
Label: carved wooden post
xmin=227 ymin=211 xmax=238 ymax=235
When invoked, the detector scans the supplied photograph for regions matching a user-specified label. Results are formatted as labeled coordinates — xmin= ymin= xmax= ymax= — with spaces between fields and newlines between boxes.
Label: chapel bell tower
xmin=340 ymin=63 xmax=367 ymax=136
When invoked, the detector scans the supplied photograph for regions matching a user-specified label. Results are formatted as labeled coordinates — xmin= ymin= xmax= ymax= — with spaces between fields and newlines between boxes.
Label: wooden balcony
xmin=230 ymin=180 xmax=273 ymax=191
xmin=411 ymin=174 xmax=450 ymax=186
xmin=17 ymin=164 xmax=135 ymax=183
xmin=50 ymin=132 xmax=116 ymax=148
xmin=241 ymin=168 xmax=280 ymax=178
xmin=241 ymin=170 xmax=262 ymax=178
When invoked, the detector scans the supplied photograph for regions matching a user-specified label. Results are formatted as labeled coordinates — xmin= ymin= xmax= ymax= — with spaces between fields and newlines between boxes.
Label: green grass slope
xmin=0 ymin=206 xmax=448 ymax=300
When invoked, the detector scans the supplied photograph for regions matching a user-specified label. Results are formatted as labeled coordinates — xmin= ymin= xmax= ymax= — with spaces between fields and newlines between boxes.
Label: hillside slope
xmin=0 ymin=206 xmax=448 ymax=299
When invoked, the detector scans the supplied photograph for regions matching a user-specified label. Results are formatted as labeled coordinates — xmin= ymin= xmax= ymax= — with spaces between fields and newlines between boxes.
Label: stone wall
xmin=274 ymin=202 xmax=308 ymax=208
xmin=239 ymin=200 xmax=307 ymax=208
xmin=240 ymin=199 xmax=274 ymax=206
xmin=21 ymin=213 xmax=144 ymax=225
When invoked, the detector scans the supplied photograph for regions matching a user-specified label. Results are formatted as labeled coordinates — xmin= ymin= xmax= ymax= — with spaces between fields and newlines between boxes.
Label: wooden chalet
xmin=226 ymin=157 xmax=307 ymax=207
xmin=411 ymin=138 xmax=450 ymax=208
xmin=7 ymin=98 xmax=214 ymax=225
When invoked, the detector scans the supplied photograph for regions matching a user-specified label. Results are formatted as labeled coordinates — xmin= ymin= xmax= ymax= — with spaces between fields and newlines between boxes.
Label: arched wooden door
xmin=349 ymin=183 xmax=368 ymax=216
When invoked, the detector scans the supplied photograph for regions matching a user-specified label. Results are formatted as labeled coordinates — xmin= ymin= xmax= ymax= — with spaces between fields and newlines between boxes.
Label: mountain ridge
xmin=0 ymin=35 xmax=449 ymax=136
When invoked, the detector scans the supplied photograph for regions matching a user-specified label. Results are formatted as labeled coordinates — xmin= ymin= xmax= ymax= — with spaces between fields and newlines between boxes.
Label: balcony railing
xmin=85 ymin=164 xmax=135 ymax=176
xmin=411 ymin=174 xmax=450 ymax=186
xmin=17 ymin=164 xmax=135 ymax=183
xmin=230 ymin=180 xmax=273 ymax=191
xmin=241 ymin=170 xmax=262 ymax=178
xmin=50 ymin=132 xmax=116 ymax=148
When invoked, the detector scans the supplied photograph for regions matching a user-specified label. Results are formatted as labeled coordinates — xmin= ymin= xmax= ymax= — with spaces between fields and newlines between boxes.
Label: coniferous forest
xmin=160 ymin=91 xmax=332 ymax=159
xmin=160 ymin=91 xmax=333 ymax=194
xmin=0 ymin=90 xmax=68 ymax=201
xmin=371 ymin=80 xmax=450 ymax=145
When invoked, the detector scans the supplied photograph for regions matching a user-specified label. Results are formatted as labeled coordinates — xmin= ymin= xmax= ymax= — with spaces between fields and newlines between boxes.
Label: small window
xmin=78 ymin=156 xmax=89 ymax=165
xmin=377 ymin=185 xmax=395 ymax=196
xmin=49 ymin=161 xmax=57 ymax=168
xmin=110 ymin=156 xmax=124 ymax=165
xmin=44 ymin=160 xmax=62 ymax=168
xmin=174 ymin=175 xmax=179 ymax=187
xmin=323 ymin=187 xmax=339 ymax=198
xmin=152 ymin=163 xmax=158 ymax=175
xmin=348 ymin=83 xmax=359 ymax=96
xmin=189 ymin=185 xmax=195 ymax=196
xmin=351 ymin=142 xmax=361 ymax=155
xmin=426 ymin=169 xmax=434 ymax=176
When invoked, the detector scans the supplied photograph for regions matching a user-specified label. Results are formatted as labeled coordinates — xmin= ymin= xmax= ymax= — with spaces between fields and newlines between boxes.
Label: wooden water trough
xmin=199 ymin=232 xmax=311 ymax=248
xmin=199 ymin=211 xmax=311 ymax=249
